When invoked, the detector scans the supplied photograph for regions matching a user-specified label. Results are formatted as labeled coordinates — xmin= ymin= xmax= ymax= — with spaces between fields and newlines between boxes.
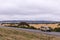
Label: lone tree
xmin=18 ymin=22 xmax=30 ymax=28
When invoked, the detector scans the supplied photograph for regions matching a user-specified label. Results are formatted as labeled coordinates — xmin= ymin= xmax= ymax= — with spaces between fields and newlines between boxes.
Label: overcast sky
xmin=0 ymin=0 xmax=60 ymax=21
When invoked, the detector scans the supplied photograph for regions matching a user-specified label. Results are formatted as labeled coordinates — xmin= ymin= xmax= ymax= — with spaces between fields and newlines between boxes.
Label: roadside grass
xmin=0 ymin=27 xmax=60 ymax=40
xmin=0 ymin=28 xmax=40 ymax=40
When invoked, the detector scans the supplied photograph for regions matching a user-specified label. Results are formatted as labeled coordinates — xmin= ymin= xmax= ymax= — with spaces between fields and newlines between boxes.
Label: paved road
xmin=0 ymin=26 xmax=60 ymax=36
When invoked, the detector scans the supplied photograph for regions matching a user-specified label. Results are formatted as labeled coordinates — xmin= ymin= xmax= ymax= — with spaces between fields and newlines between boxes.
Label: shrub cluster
xmin=17 ymin=26 xmax=37 ymax=29
xmin=54 ymin=27 xmax=60 ymax=32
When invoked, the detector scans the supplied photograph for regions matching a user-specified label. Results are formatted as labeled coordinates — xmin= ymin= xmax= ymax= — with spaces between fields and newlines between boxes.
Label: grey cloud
xmin=0 ymin=0 xmax=60 ymax=21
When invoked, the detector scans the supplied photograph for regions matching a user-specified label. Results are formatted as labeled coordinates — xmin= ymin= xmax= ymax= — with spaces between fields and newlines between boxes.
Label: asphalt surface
xmin=0 ymin=26 xmax=60 ymax=36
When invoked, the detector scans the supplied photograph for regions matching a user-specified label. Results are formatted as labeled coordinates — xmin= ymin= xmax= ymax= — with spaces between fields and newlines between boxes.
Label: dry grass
xmin=0 ymin=28 xmax=40 ymax=40
xmin=0 ymin=27 xmax=60 ymax=40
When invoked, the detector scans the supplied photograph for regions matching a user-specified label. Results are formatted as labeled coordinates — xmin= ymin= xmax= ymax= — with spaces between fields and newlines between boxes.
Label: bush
xmin=17 ymin=26 xmax=37 ymax=29
xmin=54 ymin=27 xmax=60 ymax=32
xmin=29 ymin=26 xmax=36 ymax=29
xmin=37 ymin=28 xmax=40 ymax=30
xmin=18 ymin=25 xmax=28 ymax=28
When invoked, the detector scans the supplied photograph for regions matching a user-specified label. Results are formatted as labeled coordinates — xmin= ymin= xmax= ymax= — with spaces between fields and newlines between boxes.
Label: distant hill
xmin=0 ymin=20 xmax=60 ymax=24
